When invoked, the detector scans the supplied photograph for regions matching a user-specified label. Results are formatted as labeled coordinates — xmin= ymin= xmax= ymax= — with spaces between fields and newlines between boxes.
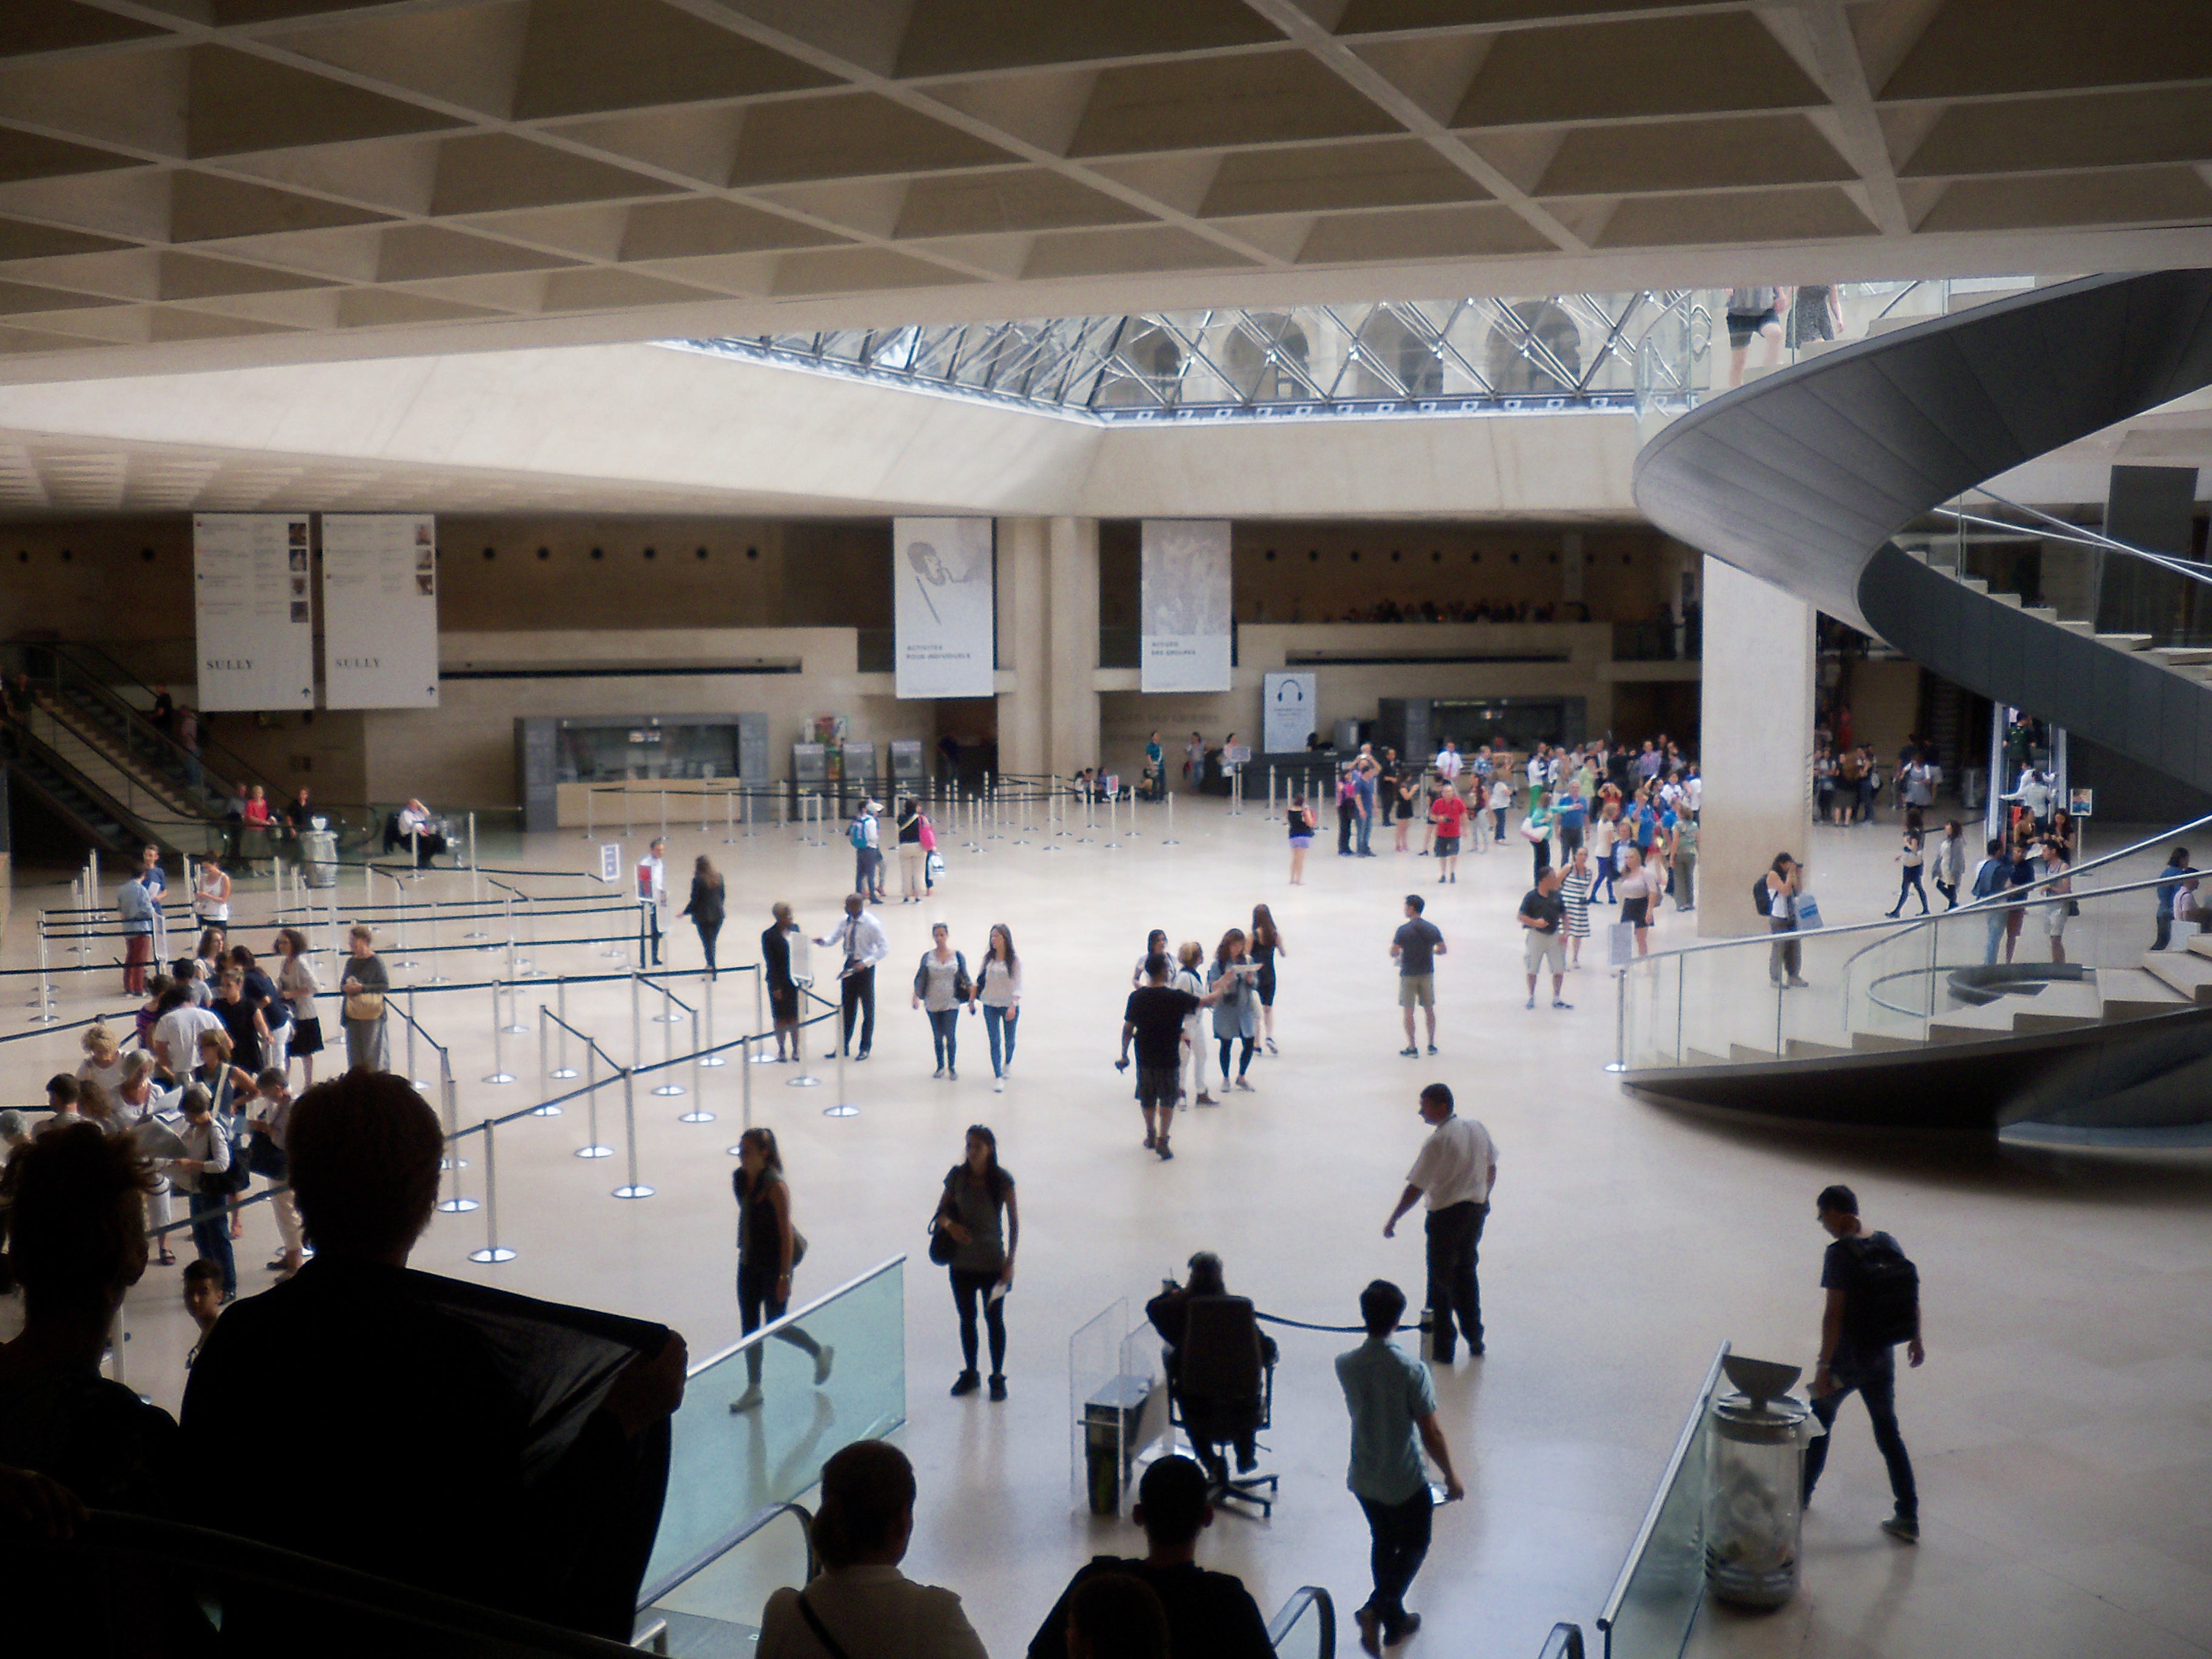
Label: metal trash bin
xmin=301 ymin=828 xmax=339 ymax=889
xmin=1962 ymin=766 xmax=1987 ymax=811
xmin=1083 ymin=1374 xmax=1153 ymax=1517
xmin=1706 ymin=1355 xmax=1820 ymax=1607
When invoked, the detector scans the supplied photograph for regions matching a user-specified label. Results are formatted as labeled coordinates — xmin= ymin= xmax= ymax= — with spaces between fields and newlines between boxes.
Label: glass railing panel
xmin=640 ymin=1256 xmax=905 ymax=1606
xmin=640 ymin=1502 xmax=811 ymax=1653
xmin=1266 ymin=1586 xmax=1336 ymax=1659
xmin=1597 ymin=1344 xmax=1727 ymax=1659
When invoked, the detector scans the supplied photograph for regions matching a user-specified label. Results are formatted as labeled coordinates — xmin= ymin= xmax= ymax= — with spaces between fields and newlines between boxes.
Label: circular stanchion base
xmin=612 ymin=1184 xmax=656 ymax=1199
xmin=823 ymin=1103 xmax=859 ymax=1118
xmin=463 ymin=930 xmax=490 ymax=941
xmin=409 ymin=1074 xmax=433 ymax=1090
xmin=786 ymin=1074 xmax=822 ymax=1088
xmin=679 ymin=1109 xmax=716 ymax=1124
xmin=749 ymin=1051 xmax=780 ymax=1065
xmin=550 ymin=1067 xmax=579 ymax=1080
xmin=1103 ymin=842 xmax=1121 ymax=850
xmin=425 ymin=974 xmax=451 ymax=985
xmin=530 ymin=1104 xmax=563 ymax=1117
xmin=439 ymin=1156 xmax=469 ymax=1171
xmin=1603 ymin=1062 xmax=1630 ymax=1074
xmin=468 ymin=1246 xmax=517 ymax=1264
xmin=651 ymin=1082 xmax=686 ymax=1097
xmin=437 ymin=1197 xmax=480 ymax=1213
xmin=501 ymin=1023 xmax=530 ymax=1036
xmin=1039 ymin=845 xmax=1059 ymax=853
xmin=483 ymin=1071 xmax=515 ymax=1084
xmin=1159 ymin=839 xmax=1181 ymax=846
xmin=575 ymin=1145 xmax=614 ymax=1159
xmin=652 ymin=1012 xmax=683 ymax=1024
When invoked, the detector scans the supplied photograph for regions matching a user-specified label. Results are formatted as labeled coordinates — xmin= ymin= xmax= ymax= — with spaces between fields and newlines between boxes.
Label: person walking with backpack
xmin=1802 ymin=1184 xmax=1922 ymax=1543
xmin=1761 ymin=856 xmax=1805 ymax=987
xmin=849 ymin=801 xmax=886 ymax=904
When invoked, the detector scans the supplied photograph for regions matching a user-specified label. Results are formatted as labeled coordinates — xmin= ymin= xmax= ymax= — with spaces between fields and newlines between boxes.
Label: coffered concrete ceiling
xmin=0 ymin=0 xmax=2207 ymax=384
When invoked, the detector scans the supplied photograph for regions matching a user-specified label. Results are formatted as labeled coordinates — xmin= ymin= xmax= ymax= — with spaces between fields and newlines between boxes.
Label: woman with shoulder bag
xmin=911 ymin=922 xmax=970 ymax=1080
xmin=728 ymin=1127 xmax=832 ymax=1415
xmin=1207 ymin=929 xmax=1261 ymax=1093
xmin=273 ymin=927 xmax=324 ymax=1087
xmin=681 ymin=855 xmax=727 ymax=978
xmin=934 ymin=1125 xmax=1016 ymax=1401
xmin=339 ymin=923 xmax=389 ymax=1072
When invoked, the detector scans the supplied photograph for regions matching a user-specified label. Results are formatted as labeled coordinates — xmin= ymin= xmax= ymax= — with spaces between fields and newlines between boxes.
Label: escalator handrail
xmin=5 ymin=719 xmax=172 ymax=852
xmin=1537 ymin=1623 xmax=1587 ymax=1659
xmin=42 ymin=639 xmax=260 ymax=802
xmin=15 ymin=706 xmax=235 ymax=838
xmin=55 ymin=1509 xmax=652 ymax=1658
xmin=1265 ymin=1584 xmax=1336 ymax=1657
xmin=635 ymin=1500 xmax=815 ymax=1615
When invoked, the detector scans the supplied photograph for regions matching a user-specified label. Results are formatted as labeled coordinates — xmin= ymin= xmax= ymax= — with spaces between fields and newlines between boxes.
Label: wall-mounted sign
xmin=192 ymin=514 xmax=314 ymax=710
xmin=893 ymin=517 xmax=995 ymax=698
xmin=321 ymin=514 xmax=439 ymax=708
xmin=1141 ymin=519 xmax=1232 ymax=692
xmin=1262 ymin=671 xmax=1317 ymax=751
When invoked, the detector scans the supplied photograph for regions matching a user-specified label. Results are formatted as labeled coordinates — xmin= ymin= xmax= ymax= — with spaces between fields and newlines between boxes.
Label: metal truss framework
xmin=672 ymin=291 xmax=1700 ymax=425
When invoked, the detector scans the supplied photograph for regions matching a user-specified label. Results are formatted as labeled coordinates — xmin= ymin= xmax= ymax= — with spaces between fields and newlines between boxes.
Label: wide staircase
xmin=1627 ymin=270 xmax=2212 ymax=1142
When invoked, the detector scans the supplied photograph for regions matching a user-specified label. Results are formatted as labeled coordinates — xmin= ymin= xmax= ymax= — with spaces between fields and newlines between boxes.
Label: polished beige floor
xmin=7 ymin=799 xmax=2209 ymax=1659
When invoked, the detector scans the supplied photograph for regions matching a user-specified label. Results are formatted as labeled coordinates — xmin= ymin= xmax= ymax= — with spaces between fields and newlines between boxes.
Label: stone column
xmin=995 ymin=517 xmax=1049 ymax=780
xmin=1698 ymin=555 xmax=1814 ymax=939
xmin=1045 ymin=516 xmax=1099 ymax=777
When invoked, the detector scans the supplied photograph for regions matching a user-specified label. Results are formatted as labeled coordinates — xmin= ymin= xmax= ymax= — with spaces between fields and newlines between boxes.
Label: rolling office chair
xmin=1166 ymin=1295 xmax=1279 ymax=1518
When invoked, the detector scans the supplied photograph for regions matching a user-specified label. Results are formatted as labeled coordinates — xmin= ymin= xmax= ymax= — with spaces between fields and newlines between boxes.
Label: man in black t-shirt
xmin=1027 ymin=1455 xmax=1272 ymax=1659
xmin=1390 ymin=895 xmax=1446 ymax=1057
xmin=1801 ymin=1184 xmax=1921 ymax=1543
xmin=1518 ymin=868 xmax=1569 ymax=1010
xmin=1118 ymin=953 xmax=1214 ymax=1161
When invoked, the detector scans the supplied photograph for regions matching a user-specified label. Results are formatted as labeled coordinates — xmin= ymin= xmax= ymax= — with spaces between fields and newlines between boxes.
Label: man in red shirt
xmin=1429 ymin=789 xmax=1468 ymax=884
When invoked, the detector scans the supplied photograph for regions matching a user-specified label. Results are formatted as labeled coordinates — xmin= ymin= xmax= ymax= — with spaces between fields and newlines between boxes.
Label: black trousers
xmin=950 ymin=1266 xmax=1007 ymax=1375
xmin=693 ymin=919 xmax=722 ymax=974
xmin=837 ymin=967 xmax=876 ymax=1056
xmin=736 ymin=1260 xmax=822 ymax=1387
xmin=1338 ymin=804 xmax=1355 ymax=854
xmin=642 ymin=906 xmax=662 ymax=965
xmin=1424 ymin=1200 xmax=1487 ymax=1359
xmin=1358 ymin=1487 xmax=1435 ymax=1639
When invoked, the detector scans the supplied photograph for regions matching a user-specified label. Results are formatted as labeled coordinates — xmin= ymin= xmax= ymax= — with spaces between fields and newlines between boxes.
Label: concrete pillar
xmin=996 ymin=517 xmax=1049 ymax=779
xmin=1698 ymin=556 xmax=1814 ymax=939
xmin=1046 ymin=516 xmax=1099 ymax=777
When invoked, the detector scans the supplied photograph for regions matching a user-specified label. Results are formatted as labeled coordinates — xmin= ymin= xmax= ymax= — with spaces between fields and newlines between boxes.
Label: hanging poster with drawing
xmin=193 ymin=514 xmax=314 ymax=710
xmin=1141 ymin=519 xmax=1232 ymax=693
xmin=320 ymin=514 xmax=440 ymax=708
xmin=893 ymin=518 xmax=995 ymax=699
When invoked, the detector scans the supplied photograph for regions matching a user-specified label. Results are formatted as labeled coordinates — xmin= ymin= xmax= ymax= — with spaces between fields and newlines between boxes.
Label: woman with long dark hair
xmin=682 ymin=855 xmax=726 ymax=978
xmin=935 ymin=1125 xmax=1017 ymax=1400
xmin=763 ymin=902 xmax=801 ymax=1061
xmin=1207 ymin=929 xmax=1260 ymax=1091
xmin=727 ymin=1126 xmax=830 ymax=1415
xmin=273 ymin=927 xmax=323 ymax=1087
xmin=971 ymin=923 xmax=1020 ymax=1093
xmin=1249 ymin=904 xmax=1285 ymax=1054
xmin=1887 ymin=809 xmax=1929 ymax=918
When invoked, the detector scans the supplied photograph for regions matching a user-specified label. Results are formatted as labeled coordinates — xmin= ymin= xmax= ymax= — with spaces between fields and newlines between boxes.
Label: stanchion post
xmin=426 ymin=901 xmax=448 ymax=985
xmin=466 ymin=1121 xmax=516 ymax=1263
xmin=1162 ymin=790 xmax=1179 ymax=846
xmin=678 ymin=1005 xmax=711 ymax=1122
xmin=406 ymin=987 xmax=428 ymax=1089
xmin=740 ymin=1033 xmax=753 ymax=1130
xmin=751 ymin=964 xmax=773 ymax=1063
xmin=825 ymin=1013 xmax=858 ymax=1118
xmin=551 ymin=979 xmax=577 ymax=1079
xmin=700 ymin=974 xmax=724 ymax=1067
xmin=484 ymin=980 xmax=515 ymax=1085
xmin=652 ymin=981 xmax=685 ymax=1096
xmin=612 ymin=1068 xmax=654 ymax=1198
xmin=437 ymin=1062 xmax=477 ymax=1210
xmin=631 ymin=971 xmax=643 ymax=1067
xmin=576 ymin=1043 xmax=611 ymax=1159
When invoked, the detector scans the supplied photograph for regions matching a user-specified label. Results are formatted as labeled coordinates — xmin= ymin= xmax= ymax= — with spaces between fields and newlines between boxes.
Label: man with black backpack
xmin=1803 ymin=1184 xmax=1922 ymax=1542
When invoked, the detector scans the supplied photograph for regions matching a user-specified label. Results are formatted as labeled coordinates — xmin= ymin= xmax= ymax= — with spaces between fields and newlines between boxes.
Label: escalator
xmin=4 ymin=721 xmax=163 ymax=860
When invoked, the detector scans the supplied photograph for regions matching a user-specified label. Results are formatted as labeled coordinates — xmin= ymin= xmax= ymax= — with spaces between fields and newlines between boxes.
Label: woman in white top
xmin=2040 ymin=845 xmax=2073 ymax=963
xmin=76 ymin=1021 xmax=129 ymax=1105
xmin=1765 ymin=855 xmax=1805 ymax=987
xmin=195 ymin=853 xmax=231 ymax=928
xmin=1130 ymin=929 xmax=1168 ymax=989
xmin=273 ymin=927 xmax=324 ymax=1087
xmin=1173 ymin=940 xmax=1213 ymax=1107
xmin=1487 ymin=775 xmax=1513 ymax=849
xmin=1933 ymin=820 xmax=1967 ymax=910
xmin=758 ymin=1442 xmax=986 ymax=1659
xmin=1618 ymin=848 xmax=1664 ymax=957
xmin=969 ymin=923 xmax=1021 ymax=1093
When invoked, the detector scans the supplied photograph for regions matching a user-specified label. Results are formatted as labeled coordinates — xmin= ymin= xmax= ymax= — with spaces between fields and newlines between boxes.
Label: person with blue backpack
xmin=1803 ymin=1184 xmax=1922 ymax=1543
xmin=848 ymin=799 xmax=885 ymax=904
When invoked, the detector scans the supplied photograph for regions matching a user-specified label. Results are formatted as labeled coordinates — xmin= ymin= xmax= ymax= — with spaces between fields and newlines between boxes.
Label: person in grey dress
xmin=339 ymin=925 xmax=389 ymax=1073
xmin=1207 ymin=929 xmax=1261 ymax=1093
xmin=934 ymin=1125 xmax=1017 ymax=1401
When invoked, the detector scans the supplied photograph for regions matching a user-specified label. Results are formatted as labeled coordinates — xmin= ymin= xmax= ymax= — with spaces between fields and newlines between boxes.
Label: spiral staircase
xmin=1628 ymin=271 xmax=2212 ymax=1140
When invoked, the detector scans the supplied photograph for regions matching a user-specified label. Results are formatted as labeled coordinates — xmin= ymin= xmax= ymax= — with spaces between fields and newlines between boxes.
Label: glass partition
xmin=640 ymin=1256 xmax=905 ymax=1606
xmin=1266 ymin=1586 xmax=1338 ymax=1659
xmin=639 ymin=1502 xmax=812 ymax=1654
xmin=1596 ymin=1344 xmax=1728 ymax=1659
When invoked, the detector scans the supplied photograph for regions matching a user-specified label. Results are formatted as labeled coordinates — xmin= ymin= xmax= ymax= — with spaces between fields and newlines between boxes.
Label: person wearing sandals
xmin=1208 ymin=930 xmax=1261 ymax=1093
xmin=936 ymin=1126 xmax=1017 ymax=1400
xmin=1249 ymin=906 xmax=1285 ymax=1056
xmin=971 ymin=923 xmax=1021 ymax=1093
xmin=728 ymin=1127 xmax=832 ymax=1415
xmin=763 ymin=902 xmax=802 ymax=1061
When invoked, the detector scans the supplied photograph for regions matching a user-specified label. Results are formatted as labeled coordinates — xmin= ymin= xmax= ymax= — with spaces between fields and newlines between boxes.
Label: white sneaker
xmin=994 ymin=1076 xmax=1005 ymax=1093
xmin=814 ymin=1346 xmax=836 ymax=1386
xmin=729 ymin=1385 xmax=764 ymax=1413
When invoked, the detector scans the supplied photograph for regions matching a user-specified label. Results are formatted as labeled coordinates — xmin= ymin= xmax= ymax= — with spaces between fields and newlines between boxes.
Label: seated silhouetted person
xmin=1145 ymin=1252 xmax=1276 ymax=1484
xmin=0 ymin=1122 xmax=206 ymax=1654
xmin=1027 ymin=1455 xmax=1270 ymax=1659
xmin=181 ymin=1070 xmax=687 ymax=1642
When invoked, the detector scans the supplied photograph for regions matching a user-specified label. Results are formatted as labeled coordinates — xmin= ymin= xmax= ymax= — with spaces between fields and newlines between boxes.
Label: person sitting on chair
xmin=393 ymin=799 xmax=447 ymax=867
xmin=1145 ymin=1252 xmax=1276 ymax=1486
xmin=1025 ymin=1455 xmax=1272 ymax=1659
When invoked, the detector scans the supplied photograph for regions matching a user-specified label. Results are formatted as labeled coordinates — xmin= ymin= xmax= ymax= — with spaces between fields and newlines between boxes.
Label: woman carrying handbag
xmin=933 ymin=1126 xmax=1016 ymax=1401
xmin=728 ymin=1127 xmax=831 ymax=1415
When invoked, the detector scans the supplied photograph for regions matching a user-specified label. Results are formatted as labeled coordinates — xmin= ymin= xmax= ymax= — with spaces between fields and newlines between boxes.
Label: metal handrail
xmin=1950 ymin=488 xmax=2212 ymax=587
xmin=41 ymin=638 xmax=262 ymax=799
xmin=1264 ymin=1585 xmax=1336 ymax=1658
xmin=637 ymin=1501 xmax=816 ymax=1621
xmin=1537 ymin=1624 xmax=1588 ymax=1659
xmin=1596 ymin=1341 xmax=1729 ymax=1635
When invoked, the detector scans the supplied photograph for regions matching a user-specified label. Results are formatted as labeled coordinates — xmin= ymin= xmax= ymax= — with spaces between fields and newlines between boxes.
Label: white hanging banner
xmin=893 ymin=517 xmax=995 ymax=699
xmin=320 ymin=514 xmax=440 ymax=708
xmin=1141 ymin=519 xmax=1232 ymax=693
xmin=1262 ymin=671 xmax=1317 ymax=752
xmin=192 ymin=514 xmax=314 ymax=711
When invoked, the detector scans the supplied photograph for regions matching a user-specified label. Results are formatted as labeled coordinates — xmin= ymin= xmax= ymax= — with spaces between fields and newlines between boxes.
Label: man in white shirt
xmin=153 ymin=988 xmax=223 ymax=1084
xmin=815 ymin=893 xmax=890 ymax=1061
xmin=1684 ymin=768 xmax=1703 ymax=816
xmin=1432 ymin=740 xmax=1461 ymax=788
xmin=1381 ymin=1084 xmax=1498 ymax=1363
xmin=637 ymin=837 xmax=667 ymax=966
xmin=395 ymin=799 xmax=448 ymax=867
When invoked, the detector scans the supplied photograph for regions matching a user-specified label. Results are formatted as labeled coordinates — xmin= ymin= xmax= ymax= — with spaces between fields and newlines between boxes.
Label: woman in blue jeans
xmin=168 ymin=1083 xmax=236 ymax=1299
xmin=970 ymin=923 xmax=1021 ymax=1094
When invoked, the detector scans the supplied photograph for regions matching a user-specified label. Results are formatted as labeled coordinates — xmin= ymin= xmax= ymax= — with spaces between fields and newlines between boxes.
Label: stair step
xmin=1729 ymin=1042 xmax=1786 ymax=1064
xmin=2140 ymin=951 xmax=2212 ymax=1005
xmin=2022 ymin=606 xmax=2059 ymax=621
xmin=2100 ymin=965 xmax=2194 ymax=1018
xmin=2187 ymin=933 xmax=2212 ymax=960
xmin=1955 ymin=574 xmax=1988 ymax=592
xmin=1783 ymin=1037 xmax=1854 ymax=1058
xmin=1850 ymin=1030 xmax=1925 ymax=1052
xmin=2154 ymin=646 xmax=2212 ymax=666
xmin=2054 ymin=620 xmax=2097 ymax=635
xmin=2094 ymin=632 xmax=2156 ymax=651
xmin=2010 ymin=982 xmax=2106 ymax=1034
xmin=1986 ymin=591 xmax=2022 ymax=608
xmin=1683 ymin=1047 xmax=1730 ymax=1068
xmin=1929 ymin=1002 xmax=2026 ymax=1043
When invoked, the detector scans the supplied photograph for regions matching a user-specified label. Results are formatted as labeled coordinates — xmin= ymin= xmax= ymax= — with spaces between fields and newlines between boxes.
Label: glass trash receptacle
xmin=1706 ymin=1355 xmax=1818 ymax=1607
xmin=1084 ymin=1375 xmax=1154 ymax=1517
xmin=300 ymin=828 xmax=339 ymax=889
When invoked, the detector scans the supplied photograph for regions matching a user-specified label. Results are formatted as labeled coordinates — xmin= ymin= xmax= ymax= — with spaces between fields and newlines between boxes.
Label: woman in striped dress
xmin=1561 ymin=845 xmax=1595 ymax=970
